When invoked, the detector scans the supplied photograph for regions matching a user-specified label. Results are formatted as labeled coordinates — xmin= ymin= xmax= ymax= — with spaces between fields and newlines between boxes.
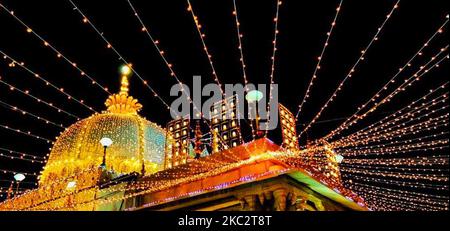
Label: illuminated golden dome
xmin=39 ymin=67 xmax=166 ymax=185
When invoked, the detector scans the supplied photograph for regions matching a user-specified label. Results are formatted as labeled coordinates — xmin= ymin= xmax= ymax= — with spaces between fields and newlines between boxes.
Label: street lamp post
xmin=99 ymin=137 xmax=113 ymax=169
xmin=245 ymin=90 xmax=264 ymax=138
xmin=13 ymin=173 xmax=25 ymax=197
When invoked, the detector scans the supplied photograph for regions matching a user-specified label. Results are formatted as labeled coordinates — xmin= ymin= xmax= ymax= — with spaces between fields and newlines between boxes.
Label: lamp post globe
xmin=14 ymin=173 xmax=25 ymax=182
xmin=100 ymin=137 xmax=113 ymax=169
xmin=245 ymin=90 xmax=264 ymax=138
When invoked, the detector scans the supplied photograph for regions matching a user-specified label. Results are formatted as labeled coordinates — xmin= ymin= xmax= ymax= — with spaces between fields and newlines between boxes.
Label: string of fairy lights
xmin=330 ymin=81 xmax=449 ymax=147
xmin=332 ymin=96 xmax=449 ymax=149
xmin=0 ymin=3 xmax=112 ymax=95
xmin=0 ymin=98 xmax=65 ymax=129
xmin=66 ymin=0 xmax=233 ymax=153
xmin=265 ymin=0 xmax=282 ymax=132
xmin=186 ymin=0 xmax=225 ymax=94
xmin=1 ymin=50 xmax=97 ymax=113
xmin=324 ymin=46 xmax=449 ymax=144
xmin=0 ymin=0 xmax=448 ymax=211
xmin=323 ymin=17 xmax=449 ymax=141
xmin=0 ymin=77 xmax=81 ymax=120
xmin=295 ymin=0 xmax=343 ymax=119
xmin=125 ymin=0 xmax=237 ymax=151
xmin=231 ymin=0 xmax=256 ymax=138
xmin=297 ymin=0 xmax=401 ymax=138
xmin=0 ymin=147 xmax=46 ymax=164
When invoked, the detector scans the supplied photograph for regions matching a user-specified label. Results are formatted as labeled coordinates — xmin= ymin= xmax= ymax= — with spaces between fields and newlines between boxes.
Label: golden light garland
xmin=0 ymin=123 xmax=53 ymax=143
xmin=344 ymin=174 xmax=448 ymax=190
xmin=331 ymin=94 xmax=449 ymax=149
xmin=232 ymin=0 xmax=256 ymax=138
xmin=72 ymin=0 xmax=231 ymax=151
xmin=298 ymin=0 xmax=401 ymax=138
xmin=296 ymin=0 xmax=343 ymax=119
xmin=1 ymin=50 xmax=97 ymax=112
xmin=0 ymin=98 xmax=65 ymax=129
xmin=323 ymin=17 xmax=449 ymax=140
xmin=0 ymin=3 xmax=111 ymax=95
xmin=0 ymin=76 xmax=80 ymax=120
xmin=68 ymin=0 xmax=174 ymax=114
xmin=266 ymin=0 xmax=283 ymax=132
xmin=331 ymin=82 xmax=448 ymax=146
xmin=343 ymin=155 xmax=449 ymax=167
xmin=187 ymin=0 xmax=225 ymax=93
xmin=337 ymin=110 xmax=449 ymax=148
xmin=0 ymin=147 xmax=45 ymax=161
xmin=326 ymin=49 xmax=449 ymax=144
xmin=356 ymin=191 xmax=446 ymax=211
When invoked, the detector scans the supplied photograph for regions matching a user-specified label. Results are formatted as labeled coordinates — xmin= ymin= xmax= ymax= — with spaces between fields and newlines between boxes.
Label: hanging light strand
xmin=0 ymin=123 xmax=53 ymax=143
xmin=125 ymin=0 xmax=202 ymax=117
xmin=0 ymin=99 xmax=65 ymax=129
xmin=69 ymin=0 xmax=233 ymax=151
xmin=0 ymin=147 xmax=45 ymax=160
xmin=298 ymin=1 xmax=401 ymax=138
xmin=0 ymin=169 xmax=38 ymax=176
xmin=350 ymin=182 xmax=449 ymax=200
xmin=1 ymin=50 xmax=98 ymax=113
xmin=0 ymin=3 xmax=111 ymax=95
xmin=331 ymin=82 xmax=448 ymax=145
xmin=0 ymin=77 xmax=80 ymax=120
xmin=186 ymin=0 xmax=225 ymax=93
xmin=323 ymin=18 xmax=449 ymax=140
xmin=345 ymin=174 xmax=448 ymax=190
xmin=232 ymin=0 xmax=256 ymax=138
xmin=335 ymin=112 xmax=449 ymax=150
xmin=325 ymin=48 xmax=449 ymax=142
xmin=68 ymin=0 xmax=174 ymax=114
xmin=343 ymin=155 xmax=449 ymax=167
xmin=0 ymin=152 xmax=45 ymax=164
xmin=295 ymin=0 xmax=344 ymax=119
xmin=337 ymin=131 xmax=449 ymax=152
xmin=333 ymin=93 xmax=449 ymax=147
xmin=185 ymin=0 xmax=252 ymax=148
xmin=266 ymin=0 xmax=283 ymax=132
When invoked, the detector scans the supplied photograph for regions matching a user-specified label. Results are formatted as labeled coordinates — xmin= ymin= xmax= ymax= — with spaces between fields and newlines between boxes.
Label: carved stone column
xmin=273 ymin=188 xmax=288 ymax=211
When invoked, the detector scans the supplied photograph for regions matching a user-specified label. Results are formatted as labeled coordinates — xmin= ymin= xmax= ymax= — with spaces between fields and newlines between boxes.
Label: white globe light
xmin=100 ymin=137 xmax=113 ymax=147
xmin=120 ymin=65 xmax=131 ymax=76
xmin=66 ymin=181 xmax=77 ymax=190
xmin=335 ymin=154 xmax=344 ymax=163
xmin=245 ymin=90 xmax=264 ymax=102
xmin=14 ymin=173 xmax=26 ymax=182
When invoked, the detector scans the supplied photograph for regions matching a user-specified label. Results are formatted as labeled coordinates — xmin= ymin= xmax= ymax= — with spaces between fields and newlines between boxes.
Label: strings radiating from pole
xmin=0 ymin=123 xmax=53 ymax=143
xmin=266 ymin=0 xmax=283 ymax=132
xmin=331 ymin=82 xmax=449 ymax=146
xmin=68 ymin=0 xmax=174 ymax=115
xmin=295 ymin=0 xmax=344 ymax=119
xmin=0 ymin=77 xmax=81 ymax=120
xmin=124 ymin=0 xmax=241 ymax=150
xmin=298 ymin=0 xmax=401 ymax=139
xmin=323 ymin=18 xmax=449 ymax=141
xmin=1 ymin=50 xmax=98 ymax=113
xmin=231 ymin=0 xmax=256 ymax=139
xmin=0 ymin=99 xmax=66 ymax=129
xmin=186 ymin=0 xmax=225 ymax=94
xmin=0 ymin=3 xmax=111 ymax=95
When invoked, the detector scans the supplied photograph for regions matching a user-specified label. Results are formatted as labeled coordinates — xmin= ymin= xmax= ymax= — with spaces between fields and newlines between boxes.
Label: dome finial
xmin=104 ymin=64 xmax=142 ymax=114
xmin=119 ymin=64 xmax=132 ymax=95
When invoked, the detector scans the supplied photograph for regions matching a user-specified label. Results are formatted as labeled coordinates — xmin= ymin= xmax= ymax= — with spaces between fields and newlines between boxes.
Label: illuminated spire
xmin=119 ymin=65 xmax=131 ymax=95
xmin=105 ymin=64 xmax=142 ymax=114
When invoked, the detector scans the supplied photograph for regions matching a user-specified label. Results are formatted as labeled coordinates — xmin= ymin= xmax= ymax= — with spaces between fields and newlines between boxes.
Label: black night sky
xmin=0 ymin=0 xmax=448 ymax=205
